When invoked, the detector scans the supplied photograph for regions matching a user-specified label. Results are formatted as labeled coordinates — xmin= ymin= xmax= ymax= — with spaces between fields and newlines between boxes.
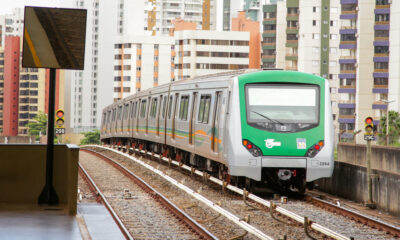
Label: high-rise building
xmin=0 ymin=8 xmax=24 ymax=46
xmin=112 ymin=36 xmax=175 ymax=101
xmin=145 ymin=0 xmax=217 ymax=35
xmin=174 ymin=30 xmax=250 ymax=80
xmin=338 ymin=0 xmax=399 ymax=143
xmin=64 ymin=0 xmax=217 ymax=132
xmin=262 ymin=0 xmax=340 ymax=139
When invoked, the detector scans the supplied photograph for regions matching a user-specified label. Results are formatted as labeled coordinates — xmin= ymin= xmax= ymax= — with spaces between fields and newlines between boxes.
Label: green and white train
xmin=100 ymin=70 xmax=334 ymax=193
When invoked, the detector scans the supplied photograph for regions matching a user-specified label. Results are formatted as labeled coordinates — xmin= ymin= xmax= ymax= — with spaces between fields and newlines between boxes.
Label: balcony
xmin=262 ymin=43 xmax=276 ymax=50
xmin=285 ymin=66 xmax=298 ymax=71
xmin=373 ymin=56 xmax=389 ymax=62
xmin=263 ymin=18 xmax=276 ymax=25
xmin=286 ymin=27 xmax=299 ymax=34
xmin=339 ymin=41 xmax=357 ymax=49
xmin=375 ymin=5 xmax=390 ymax=9
xmin=340 ymin=11 xmax=357 ymax=19
xmin=263 ymin=30 xmax=276 ymax=34
xmin=285 ymin=54 xmax=298 ymax=61
xmin=374 ymin=52 xmax=389 ymax=57
xmin=338 ymin=101 xmax=356 ymax=109
xmin=374 ymin=68 xmax=388 ymax=73
xmin=340 ymin=0 xmax=357 ymax=4
xmin=339 ymin=85 xmax=356 ymax=93
xmin=372 ymin=101 xmax=388 ymax=109
xmin=374 ymin=24 xmax=390 ymax=31
xmin=339 ymin=56 xmax=356 ymax=64
xmin=339 ymin=27 xmax=357 ymax=34
xmin=374 ymin=36 xmax=389 ymax=41
xmin=373 ymin=72 xmax=389 ymax=78
xmin=262 ymin=55 xmax=276 ymax=63
xmin=372 ymin=85 xmax=388 ymax=94
xmin=286 ymin=40 xmax=298 ymax=48
xmin=339 ymin=70 xmax=356 ymax=79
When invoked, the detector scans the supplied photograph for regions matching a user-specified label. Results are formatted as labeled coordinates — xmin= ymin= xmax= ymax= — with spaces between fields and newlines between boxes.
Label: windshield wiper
xmin=251 ymin=111 xmax=284 ymax=125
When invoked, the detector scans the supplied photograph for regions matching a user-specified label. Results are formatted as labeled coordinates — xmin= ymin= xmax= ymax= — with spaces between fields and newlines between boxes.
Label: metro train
xmin=100 ymin=69 xmax=334 ymax=193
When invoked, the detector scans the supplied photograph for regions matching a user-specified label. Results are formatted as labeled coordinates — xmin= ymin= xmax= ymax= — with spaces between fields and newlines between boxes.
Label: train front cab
xmin=227 ymin=71 xmax=334 ymax=192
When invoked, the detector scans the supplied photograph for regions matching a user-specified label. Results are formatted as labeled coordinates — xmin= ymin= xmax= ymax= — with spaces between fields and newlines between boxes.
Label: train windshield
xmin=246 ymin=84 xmax=319 ymax=125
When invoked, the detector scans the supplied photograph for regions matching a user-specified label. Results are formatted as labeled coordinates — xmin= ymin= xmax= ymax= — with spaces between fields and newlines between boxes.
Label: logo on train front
xmin=265 ymin=139 xmax=281 ymax=149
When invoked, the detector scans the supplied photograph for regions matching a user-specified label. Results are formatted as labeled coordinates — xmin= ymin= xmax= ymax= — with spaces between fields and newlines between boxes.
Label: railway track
xmin=84 ymin=145 xmax=400 ymax=239
xmin=79 ymin=150 xmax=217 ymax=240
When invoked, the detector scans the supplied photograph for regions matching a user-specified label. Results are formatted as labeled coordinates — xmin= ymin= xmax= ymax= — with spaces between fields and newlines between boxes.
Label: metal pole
xmin=366 ymin=139 xmax=375 ymax=209
xmin=38 ymin=68 xmax=59 ymax=205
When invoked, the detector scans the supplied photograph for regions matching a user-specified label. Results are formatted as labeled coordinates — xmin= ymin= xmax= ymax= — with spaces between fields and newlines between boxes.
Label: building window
xmin=313 ymin=33 xmax=320 ymax=39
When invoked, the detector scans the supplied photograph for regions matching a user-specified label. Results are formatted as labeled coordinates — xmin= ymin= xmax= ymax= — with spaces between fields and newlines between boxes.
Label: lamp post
xmin=381 ymin=99 xmax=395 ymax=145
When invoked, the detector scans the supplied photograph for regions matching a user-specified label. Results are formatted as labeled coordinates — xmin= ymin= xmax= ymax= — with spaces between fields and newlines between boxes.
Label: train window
xmin=150 ymin=98 xmax=158 ymax=118
xmin=198 ymin=95 xmax=211 ymax=124
xmin=179 ymin=95 xmax=190 ymax=121
xmin=123 ymin=103 xmax=129 ymax=120
xmin=162 ymin=96 xmax=167 ymax=118
xmin=168 ymin=96 xmax=173 ymax=119
xmin=118 ymin=105 xmax=123 ymax=120
xmin=102 ymin=112 xmax=107 ymax=124
xmin=140 ymin=99 xmax=147 ymax=118
xmin=107 ymin=110 xmax=111 ymax=123
xmin=130 ymin=101 xmax=135 ymax=118
xmin=112 ymin=109 xmax=116 ymax=121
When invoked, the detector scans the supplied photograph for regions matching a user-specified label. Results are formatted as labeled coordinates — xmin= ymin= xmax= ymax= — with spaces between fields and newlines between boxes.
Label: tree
xmin=378 ymin=111 xmax=400 ymax=145
xmin=26 ymin=112 xmax=47 ymax=141
xmin=80 ymin=130 xmax=100 ymax=145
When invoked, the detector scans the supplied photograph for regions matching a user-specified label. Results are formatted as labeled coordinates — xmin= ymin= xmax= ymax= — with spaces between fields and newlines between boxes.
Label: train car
xmin=101 ymin=70 xmax=334 ymax=193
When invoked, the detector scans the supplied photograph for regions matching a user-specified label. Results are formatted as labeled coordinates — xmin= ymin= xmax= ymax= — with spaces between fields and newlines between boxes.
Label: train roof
xmin=104 ymin=68 xmax=291 ymax=109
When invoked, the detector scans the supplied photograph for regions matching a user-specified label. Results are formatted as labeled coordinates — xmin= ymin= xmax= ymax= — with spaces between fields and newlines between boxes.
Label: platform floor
xmin=0 ymin=203 xmax=124 ymax=240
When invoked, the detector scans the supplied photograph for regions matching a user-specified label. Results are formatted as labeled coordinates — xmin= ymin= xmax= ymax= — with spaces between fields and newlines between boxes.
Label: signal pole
xmin=364 ymin=117 xmax=376 ymax=209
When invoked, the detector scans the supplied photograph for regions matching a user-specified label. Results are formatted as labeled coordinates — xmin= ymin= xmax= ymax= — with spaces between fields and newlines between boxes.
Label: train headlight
xmin=305 ymin=140 xmax=324 ymax=158
xmin=242 ymin=139 xmax=262 ymax=157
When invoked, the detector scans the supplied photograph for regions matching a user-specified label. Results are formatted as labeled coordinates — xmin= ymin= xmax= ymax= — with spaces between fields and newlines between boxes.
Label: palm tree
xmin=378 ymin=111 xmax=400 ymax=146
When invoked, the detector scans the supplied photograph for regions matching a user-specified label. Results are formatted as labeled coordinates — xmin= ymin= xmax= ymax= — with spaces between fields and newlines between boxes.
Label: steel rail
xmin=306 ymin=196 xmax=400 ymax=238
xmin=87 ymin=145 xmax=353 ymax=240
xmin=78 ymin=163 xmax=134 ymax=240
xmin=81 ymin=148 xmax=218 ymax=240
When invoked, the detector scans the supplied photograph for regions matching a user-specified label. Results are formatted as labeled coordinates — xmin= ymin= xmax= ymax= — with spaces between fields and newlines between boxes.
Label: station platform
xmin=0 ymin=203 xmax=125 ymax=240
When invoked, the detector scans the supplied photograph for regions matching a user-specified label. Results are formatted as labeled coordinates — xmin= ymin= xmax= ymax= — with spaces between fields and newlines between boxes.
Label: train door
xmin=166 ymin=95 xmax=174 ymax=144
xmin=136 ymin=99 xmax=141 ymax=134
xmin=159 ymin=95 xmax=167 ymax=141
xmin=172 ymin=93 xmax=179 ymax=140
xmin=211 ymin=91 xmax=222 ymax=153
xmin=189 ymin=92 xmax=198 ymax=146
xmin=156 ymin=95 xmax=162 ymax=137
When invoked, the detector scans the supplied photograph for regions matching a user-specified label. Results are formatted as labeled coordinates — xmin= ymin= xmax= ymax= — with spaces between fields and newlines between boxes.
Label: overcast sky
xmin=0 ymin=0 xmax=61 ymax=15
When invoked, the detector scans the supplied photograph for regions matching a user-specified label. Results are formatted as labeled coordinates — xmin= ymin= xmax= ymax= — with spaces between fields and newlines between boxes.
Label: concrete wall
xmin=316 ymin=143 xmax=400 ymax=216
xmin=0 ymin=144 xmax=79 ymax=215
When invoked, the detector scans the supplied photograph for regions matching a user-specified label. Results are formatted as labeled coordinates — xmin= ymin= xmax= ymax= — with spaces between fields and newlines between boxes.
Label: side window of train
xmin=123 ymin=103 xmax=129 ymax=120
xmin=140 ymin=99 xmax=147 ymax=118
xmin=168 ymin=95 xmax=173 ymax=119
xmin=162 ymin=96 xmax=167 ymax=119
xmin=107 ymin=110 xmax=111 ymax=123
xmin=198 ymin=95 xmax=211 ymax=124
xmin=150 ymin=97 xmax=158 ymax=119
xmin=102 ymin=112 xmax=107 ymax=125
xmin=179 ymin=95 xmax=190 ymax=121
xmin=130 ymin=101 xmax=134 ymax=119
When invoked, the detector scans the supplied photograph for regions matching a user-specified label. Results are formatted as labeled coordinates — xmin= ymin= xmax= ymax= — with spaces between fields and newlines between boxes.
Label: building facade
xmin=112 ymin=36 xmax=175 ymax=101
xmin=338 ymin=0 xmax=398 ymax=143
xmin=174 ymin=30 xmax=250 ymax=80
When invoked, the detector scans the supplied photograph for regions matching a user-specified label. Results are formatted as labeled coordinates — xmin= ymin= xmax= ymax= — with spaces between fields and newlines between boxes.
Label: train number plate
xmin=364 ymin=135 xmax=375 ymax=141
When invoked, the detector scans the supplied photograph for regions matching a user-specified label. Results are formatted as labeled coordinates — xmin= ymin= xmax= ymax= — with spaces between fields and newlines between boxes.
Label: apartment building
xmin=112 ymin=36 xmax=175 ymax=101
xmin=0 ymin=8 xmax=24 ymax=46
xmin=174 ymin=30 xmax=249 ymax=80
xmin=262 ymin=0 xmax=341 ymax=139
xmin=145 ymin=0 xmax=217 ymax=35
xmin=338 ymin=0 xmax=399 ymax=143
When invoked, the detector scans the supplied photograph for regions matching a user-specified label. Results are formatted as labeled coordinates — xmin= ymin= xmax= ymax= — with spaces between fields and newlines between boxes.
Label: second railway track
xmin=79 ymin=150 xmax=217 ymax=240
